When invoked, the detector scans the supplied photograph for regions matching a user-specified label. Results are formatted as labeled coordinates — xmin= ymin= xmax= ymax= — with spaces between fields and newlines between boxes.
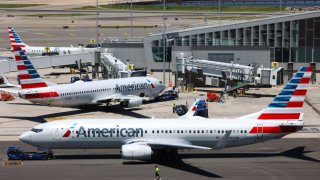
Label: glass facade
xmin=151 ymin=16 xmax=320 ymax=63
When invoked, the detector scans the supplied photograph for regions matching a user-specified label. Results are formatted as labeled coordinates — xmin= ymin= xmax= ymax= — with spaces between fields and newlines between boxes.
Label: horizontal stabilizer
xmin=0 ymin=73 xmax=20 ymax=88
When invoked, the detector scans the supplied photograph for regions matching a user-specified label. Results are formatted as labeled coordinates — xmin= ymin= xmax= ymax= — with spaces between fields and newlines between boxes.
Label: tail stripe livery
xmin=8 ymin=27 xmax=26 ymax=51
xmin=258 ymin=66 xmax=312 ymax=120
xmin=14 ymin=47 xmax=48 ymax=89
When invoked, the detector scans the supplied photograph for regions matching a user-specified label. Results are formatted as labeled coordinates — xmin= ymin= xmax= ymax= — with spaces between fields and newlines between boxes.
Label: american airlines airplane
xmin=1 ymin=47 xmax=165 ymax=108
xmin=19 ymin=66 xmax=312 ymax=160
xmin=8 ymin=27 xmax=96 ymax=56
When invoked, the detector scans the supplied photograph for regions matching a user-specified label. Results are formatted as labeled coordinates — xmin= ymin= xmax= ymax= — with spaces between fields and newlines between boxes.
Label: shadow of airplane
xmin=239 ymin=93 xmax=277 ymax=98
xmin=52 ymin=146 xmax=319 ymax=178
xmin=0 ymin=104 xmax=149 ymax=123
xmin=56 ymin=154 xmax=121 ymax=160
xmin=179 ymin=146 xmax=320 ymax=163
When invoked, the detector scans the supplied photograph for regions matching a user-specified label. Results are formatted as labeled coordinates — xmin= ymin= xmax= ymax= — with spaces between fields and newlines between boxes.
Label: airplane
xmin=0 ymin=47 xmax=165 ymax=108
xmin=8 ymin=27 xmax=97 ymax=56
xmin=19 ymin=66 xmax=312 ymax=161
xmin=0 ymin=73 xmax=19 ymax=88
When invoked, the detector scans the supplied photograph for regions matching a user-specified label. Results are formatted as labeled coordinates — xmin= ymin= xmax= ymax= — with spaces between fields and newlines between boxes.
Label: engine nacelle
xmin=122 ymin=98 xmax=143 ymax=108
xmin=121 ymin=144 xmax=152 ymax=161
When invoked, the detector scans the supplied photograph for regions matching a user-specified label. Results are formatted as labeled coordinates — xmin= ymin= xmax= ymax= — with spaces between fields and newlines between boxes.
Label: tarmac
xmin=1 ymin=69 xmax=320 ymax=180
xmin=0 ymin=4 xmax=319 ymax=179
xmin=1 ymin=139 xmax=320 ymax=180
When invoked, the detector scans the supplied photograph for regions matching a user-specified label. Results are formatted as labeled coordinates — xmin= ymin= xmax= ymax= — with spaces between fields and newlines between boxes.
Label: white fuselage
xmin=19 ymin=117 xmax=302 ymax=149
xmin=19 ymin=77 xmax=165 ymax=107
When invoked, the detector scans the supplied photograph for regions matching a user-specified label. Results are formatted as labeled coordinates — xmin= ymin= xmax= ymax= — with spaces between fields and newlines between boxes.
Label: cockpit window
xmin=31 ymin=128 xmax=43 ymax=133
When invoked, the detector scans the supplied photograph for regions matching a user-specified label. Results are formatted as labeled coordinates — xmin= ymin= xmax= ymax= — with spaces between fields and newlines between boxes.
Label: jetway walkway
xmin=0 ymin=52 xmax=95 ymax=73
xmin=181 ymin=58 xmax=255 ymax=82
xmin=100 ymin=51 xmax=130 ymax=78
xmin=176 ymin=56 xmax=283 ymax=88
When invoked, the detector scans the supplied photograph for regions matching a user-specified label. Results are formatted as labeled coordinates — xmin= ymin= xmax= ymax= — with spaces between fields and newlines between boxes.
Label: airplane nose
xmin=19 ymin=132 xmax=31 ymax=144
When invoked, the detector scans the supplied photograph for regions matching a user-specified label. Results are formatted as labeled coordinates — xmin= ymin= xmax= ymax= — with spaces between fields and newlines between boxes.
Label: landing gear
xmin=79 ymin=104 xmax=88 ymax=109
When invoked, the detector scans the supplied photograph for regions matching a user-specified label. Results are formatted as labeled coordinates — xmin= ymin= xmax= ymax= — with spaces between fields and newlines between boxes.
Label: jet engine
xmin=121 ymin=144 xmax=152 ymax=161
xmin=121 ymin=98 xmax=143 ymax=108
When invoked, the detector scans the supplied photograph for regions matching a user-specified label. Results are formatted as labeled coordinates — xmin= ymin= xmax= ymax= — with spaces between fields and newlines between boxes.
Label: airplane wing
xmin=95 ymin=94 xmax=145 ymax=107
xmin=96 ymin=94 xmax=142 ymax=103
xmin=126 ymin=139 xmax=212 ymax=150
xmin=0 ymin=87 xmax=20 ymax=96
xmin=126 ymin=131 xmax=232 ymax=150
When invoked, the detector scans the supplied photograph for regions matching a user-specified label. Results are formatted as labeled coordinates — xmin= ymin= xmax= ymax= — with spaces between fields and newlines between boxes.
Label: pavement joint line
xmin=0 ymin=120 xmax=19 ymax=125
xmin=305 ymin=97 xmax=320 ymax=117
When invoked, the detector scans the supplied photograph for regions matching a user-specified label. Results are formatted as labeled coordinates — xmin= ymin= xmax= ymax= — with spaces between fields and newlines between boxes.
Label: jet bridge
xmin=100 ymin=51 xmax=129 ymax=78
xmin=176 ymin=56 xmax=283 ymax=88
xmin=100 ymin=49 xmax=147 ymax=79
xmin=0 ymin=52 xmax=95 ymax=73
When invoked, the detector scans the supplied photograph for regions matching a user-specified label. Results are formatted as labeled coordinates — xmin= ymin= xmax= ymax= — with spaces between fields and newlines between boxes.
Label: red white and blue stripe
xmin=14 ymin=47 xmax=48 ymax=89
xmin=258 ymin=66 xmax=312 ymax=120
xmin=8 ymin=27 xmax=26 ymax=51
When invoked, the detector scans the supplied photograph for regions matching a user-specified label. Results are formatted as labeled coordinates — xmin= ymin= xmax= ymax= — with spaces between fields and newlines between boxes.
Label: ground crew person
xmin=173 ymin=103 xmax=176 ymax=114
xmin=155 ymin=165 xmax=160 ymax=180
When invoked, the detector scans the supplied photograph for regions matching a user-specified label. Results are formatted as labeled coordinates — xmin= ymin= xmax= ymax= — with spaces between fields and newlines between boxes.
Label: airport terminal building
xmin=103 ymin=11 xmax=320 ymax=73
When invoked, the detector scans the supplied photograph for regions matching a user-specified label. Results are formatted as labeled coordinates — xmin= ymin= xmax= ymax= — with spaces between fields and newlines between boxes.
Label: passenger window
xmin=157 ymin=130 xmax=159 ymax=133
xmin=222 ymin=130 xmax=224 ymax=133
xmin=177 ymin=130 xmax=179 ymax=133
xmin=241 ymin=130 xmax=243 ymax=133
xmin=202 ymin=130 xmax=204 ymax=133
xmin=152 ymin=130 xmax=154 ymax=133
xmin=169 ymin=130 xmax=172 ymax=133
xmin=165 ymin=130 xmax=168 ymax=133
xmin=161 ymin=130 xmax=164 ymax=133
xmin=218 ymin=130 xmax=220 ymax=133
xmin=210 ymin=130 xmax=212 ymax=133
xmin=197 ymin=130 xmax=200 ymax=133
xmin=244 ymin=130 xmax=247 ymax=133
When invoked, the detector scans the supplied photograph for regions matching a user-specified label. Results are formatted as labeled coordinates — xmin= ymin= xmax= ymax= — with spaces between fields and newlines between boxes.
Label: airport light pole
xmin=280 ymin=0 xmax=282 ymax=12
xmin=162 ymin=0 xmax=166 ymax=84
xmin=218 ymin=0 xmax=221 ymax=25
xmin=130 ymin=0 xmax=133 ymax=38
xmin=96 ymin=0 xmax=99 ymax=46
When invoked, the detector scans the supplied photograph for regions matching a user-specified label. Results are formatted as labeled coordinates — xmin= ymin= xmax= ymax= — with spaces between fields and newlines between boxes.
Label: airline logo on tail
xmin=191 ymin=99 xmax=207 ymax=111
xmin=258 ymin=66 xmax=312 ymax=120
xmin=8 ymin=27 xmax=26 ymax=51
xmin=14 ymin=47 xmax=48 ymax=89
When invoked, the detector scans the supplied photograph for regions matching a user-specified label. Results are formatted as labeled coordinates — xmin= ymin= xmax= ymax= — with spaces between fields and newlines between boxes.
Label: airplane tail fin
xmin=181 ymin=98 xmax=207 ymax=119
xmin=13 ymin=47 xmax=48 ymax=89
xmin=256 ymin=66 xmax=312 ymax=122
xmin=8 ymin=27 xmax=28 ymax=51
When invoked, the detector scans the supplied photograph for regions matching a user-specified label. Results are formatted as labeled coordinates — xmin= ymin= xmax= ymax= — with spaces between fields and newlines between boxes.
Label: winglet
xmin=213 ymin=130 xmax=232 ymax=150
